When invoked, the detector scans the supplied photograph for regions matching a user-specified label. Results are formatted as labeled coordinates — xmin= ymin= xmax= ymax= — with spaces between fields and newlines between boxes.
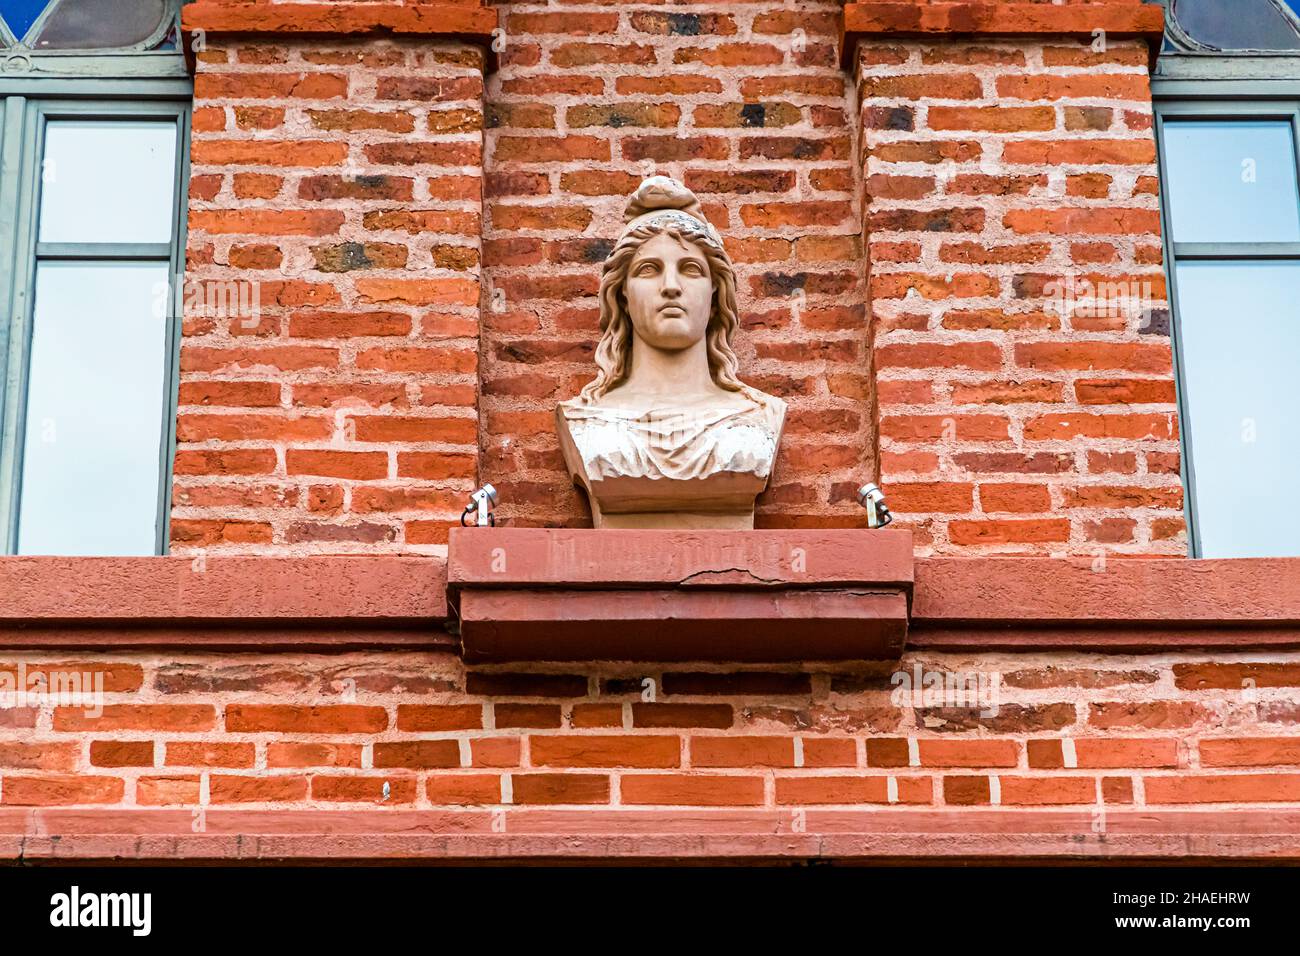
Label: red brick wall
xmin=15 ymin=2 xmax=1293 ymax=865
xmin=176 ymin=35 xmax=484 ymax=555
xmin=171 ymin=4 xmax=1191 ymax=554
xmin=481 ymin=0 xmax=872 ymax=529
xmin=4 ymin=651 xmax=1296 ymax=814
xmin=859 ymin=36 xmax=1186 ymax=555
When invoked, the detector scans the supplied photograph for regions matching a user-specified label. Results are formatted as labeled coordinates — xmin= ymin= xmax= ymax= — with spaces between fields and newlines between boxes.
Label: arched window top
xmin=0 ymin=0 xmax=178 ymax=52
xmin=1163 ymin=0 xmax=1300 ymax=53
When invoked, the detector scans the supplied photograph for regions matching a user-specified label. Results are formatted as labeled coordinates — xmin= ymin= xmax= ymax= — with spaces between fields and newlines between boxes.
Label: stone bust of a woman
xmin=556 ymin=176 xmax=786 ymax=529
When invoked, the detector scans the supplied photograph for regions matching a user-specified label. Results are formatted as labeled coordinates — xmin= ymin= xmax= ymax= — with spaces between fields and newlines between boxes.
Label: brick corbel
xmin=181 ymin=1 xmax=499 ymax=70
xmin=840 ymin=2 xmax=1166 ymax=69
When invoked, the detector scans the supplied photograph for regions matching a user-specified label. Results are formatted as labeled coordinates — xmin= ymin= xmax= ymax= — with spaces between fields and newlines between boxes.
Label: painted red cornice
xmin=182 ymin=1 xmax=498 ymax=40
xmin=840 ymin=2 xmax=1166 ymax=68
xmin=911 ymin=557 xmax=1300 ymax=652
xmin=3 ymin=550 xmax=1300 ymax=654
xmin=448 ymin=528 xmax=914 ymax=663
xmin=0 ymin=556 xmax=451 ymax=651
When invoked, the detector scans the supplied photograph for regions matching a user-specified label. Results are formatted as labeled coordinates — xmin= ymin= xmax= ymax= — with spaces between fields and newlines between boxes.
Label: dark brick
xmin=661 ymin=672 xmax=812 ymax=696
xmin=466 ymin=673 xmax=589 ymax=698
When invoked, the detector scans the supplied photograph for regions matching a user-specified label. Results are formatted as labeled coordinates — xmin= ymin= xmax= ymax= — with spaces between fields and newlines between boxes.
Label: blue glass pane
xmin=1173 ymin=0 xmax=1300 ymax=51
xmin=35 ymin=0 xmax=167 ymax=50
xmin=1163 ymin=120 xmax=1300 ymax=243
xmin=1175 ymin=261 xmax=1300 ymax=558
xmin=0 ymin=0 xmax=53 ymax=41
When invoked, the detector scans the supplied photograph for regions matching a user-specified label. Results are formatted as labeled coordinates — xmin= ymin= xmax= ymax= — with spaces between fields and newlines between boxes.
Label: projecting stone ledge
xmin=446 ymin=528 xmax=913 ymax=663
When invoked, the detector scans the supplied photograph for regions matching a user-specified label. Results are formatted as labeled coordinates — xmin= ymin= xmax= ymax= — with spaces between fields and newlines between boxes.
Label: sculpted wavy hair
xmin=578 ymin=216 xmax=757 ymax=405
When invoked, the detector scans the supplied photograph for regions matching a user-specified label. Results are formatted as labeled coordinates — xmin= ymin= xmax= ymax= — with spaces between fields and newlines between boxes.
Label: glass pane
xmin=17 ymin=261 xmax=169 ymax=556
xmin=1175 ymin=260 xmax=1300 ymax=558
xmin=1173 ymin=0 xmax=1300 ymax=51
xmin=34 ymin=0 xmax=167 ymax=49
xmin=0 ymin=0 xmax=53 ymax=42
xmin=1163 ymin=120 xmax=1300 ymax=243
xmin=38 ymin=120 xmax=177 ymax=244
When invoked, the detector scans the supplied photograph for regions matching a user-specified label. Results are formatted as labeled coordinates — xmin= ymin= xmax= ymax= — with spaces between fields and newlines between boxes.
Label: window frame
xmin=1152 ymin=0 xmax=1300 ymax=74
xmin=1153 ymin=78 xmax=1300 ymax=557
xmin=0 ymin=45 xmax=191 ymax=555
xmin=0 ymin=0 xmax=188 ymax=79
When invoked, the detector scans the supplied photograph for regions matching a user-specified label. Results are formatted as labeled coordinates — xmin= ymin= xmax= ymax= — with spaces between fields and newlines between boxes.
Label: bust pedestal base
xmin=448 ymin=527 xmax=913 ymax=662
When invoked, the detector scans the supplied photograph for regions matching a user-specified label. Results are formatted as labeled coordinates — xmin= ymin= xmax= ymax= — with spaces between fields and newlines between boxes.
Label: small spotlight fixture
xmin=461 ymin=484 xmax=499 ymax=527
xmin=856 ymin=482 xmax=893 ymax=529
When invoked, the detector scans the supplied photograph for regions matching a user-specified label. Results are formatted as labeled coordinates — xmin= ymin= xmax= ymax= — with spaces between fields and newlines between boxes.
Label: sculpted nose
xmin=661 ymin=269 xmax=682 ymax=297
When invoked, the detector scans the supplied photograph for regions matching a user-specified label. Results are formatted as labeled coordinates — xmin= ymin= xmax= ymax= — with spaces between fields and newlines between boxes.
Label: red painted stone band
xmin=0 ymin=556 xmax=446 ymax=622
xmin=915 ymin=557 xmax=1300 ymax=625
xmin=2 ymin=550 xmax=1300 ymax=652
xmin=0 ymin=625 xmax=454 ymax=651
xmin=4 ymin=808 xmax=1296 ymax=862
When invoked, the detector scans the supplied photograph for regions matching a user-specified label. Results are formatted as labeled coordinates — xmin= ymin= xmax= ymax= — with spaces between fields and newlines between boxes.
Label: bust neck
xmin=602 ymin=332 xmax=748 ymax=411
xmin=627 ymin=331 xmax=714 ymax=397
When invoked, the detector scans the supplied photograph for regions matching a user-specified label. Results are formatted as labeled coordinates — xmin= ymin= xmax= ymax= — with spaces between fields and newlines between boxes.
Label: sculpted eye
xmin=682 ymin=261 xmax=705 ymax=276
xmin=633 ymin=262 xmax=659 ymax=277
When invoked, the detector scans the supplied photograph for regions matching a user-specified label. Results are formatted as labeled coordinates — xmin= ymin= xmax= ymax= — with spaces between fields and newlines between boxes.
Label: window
xmin=0 ymin=0 xmax=189 ymax=555
xmin=1161 ymin=0 xmax=1300 ymax=55
xmin=0 ymin=0 xmax=179 ymax=52
xmin=1154 ymin=0 xmax=1300 ymax=557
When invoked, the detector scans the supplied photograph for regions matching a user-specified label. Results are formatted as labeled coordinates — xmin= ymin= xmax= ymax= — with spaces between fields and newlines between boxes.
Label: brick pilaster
xmin=175 ymin=28 xmax=488 ymax=554
xmin=856 ymin=34 xmax=1185 ymax=555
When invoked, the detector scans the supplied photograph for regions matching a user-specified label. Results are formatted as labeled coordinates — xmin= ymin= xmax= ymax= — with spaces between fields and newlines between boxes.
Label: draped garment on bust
xmin=557 ymin=394 xmax=786 ymax=483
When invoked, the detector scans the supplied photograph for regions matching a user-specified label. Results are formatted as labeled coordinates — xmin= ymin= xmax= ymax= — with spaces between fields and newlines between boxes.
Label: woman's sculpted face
xmin=623 ymin=232 xmax=714 ymax=353
xmin=575 ymin=175 xmax=756 ymax=406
